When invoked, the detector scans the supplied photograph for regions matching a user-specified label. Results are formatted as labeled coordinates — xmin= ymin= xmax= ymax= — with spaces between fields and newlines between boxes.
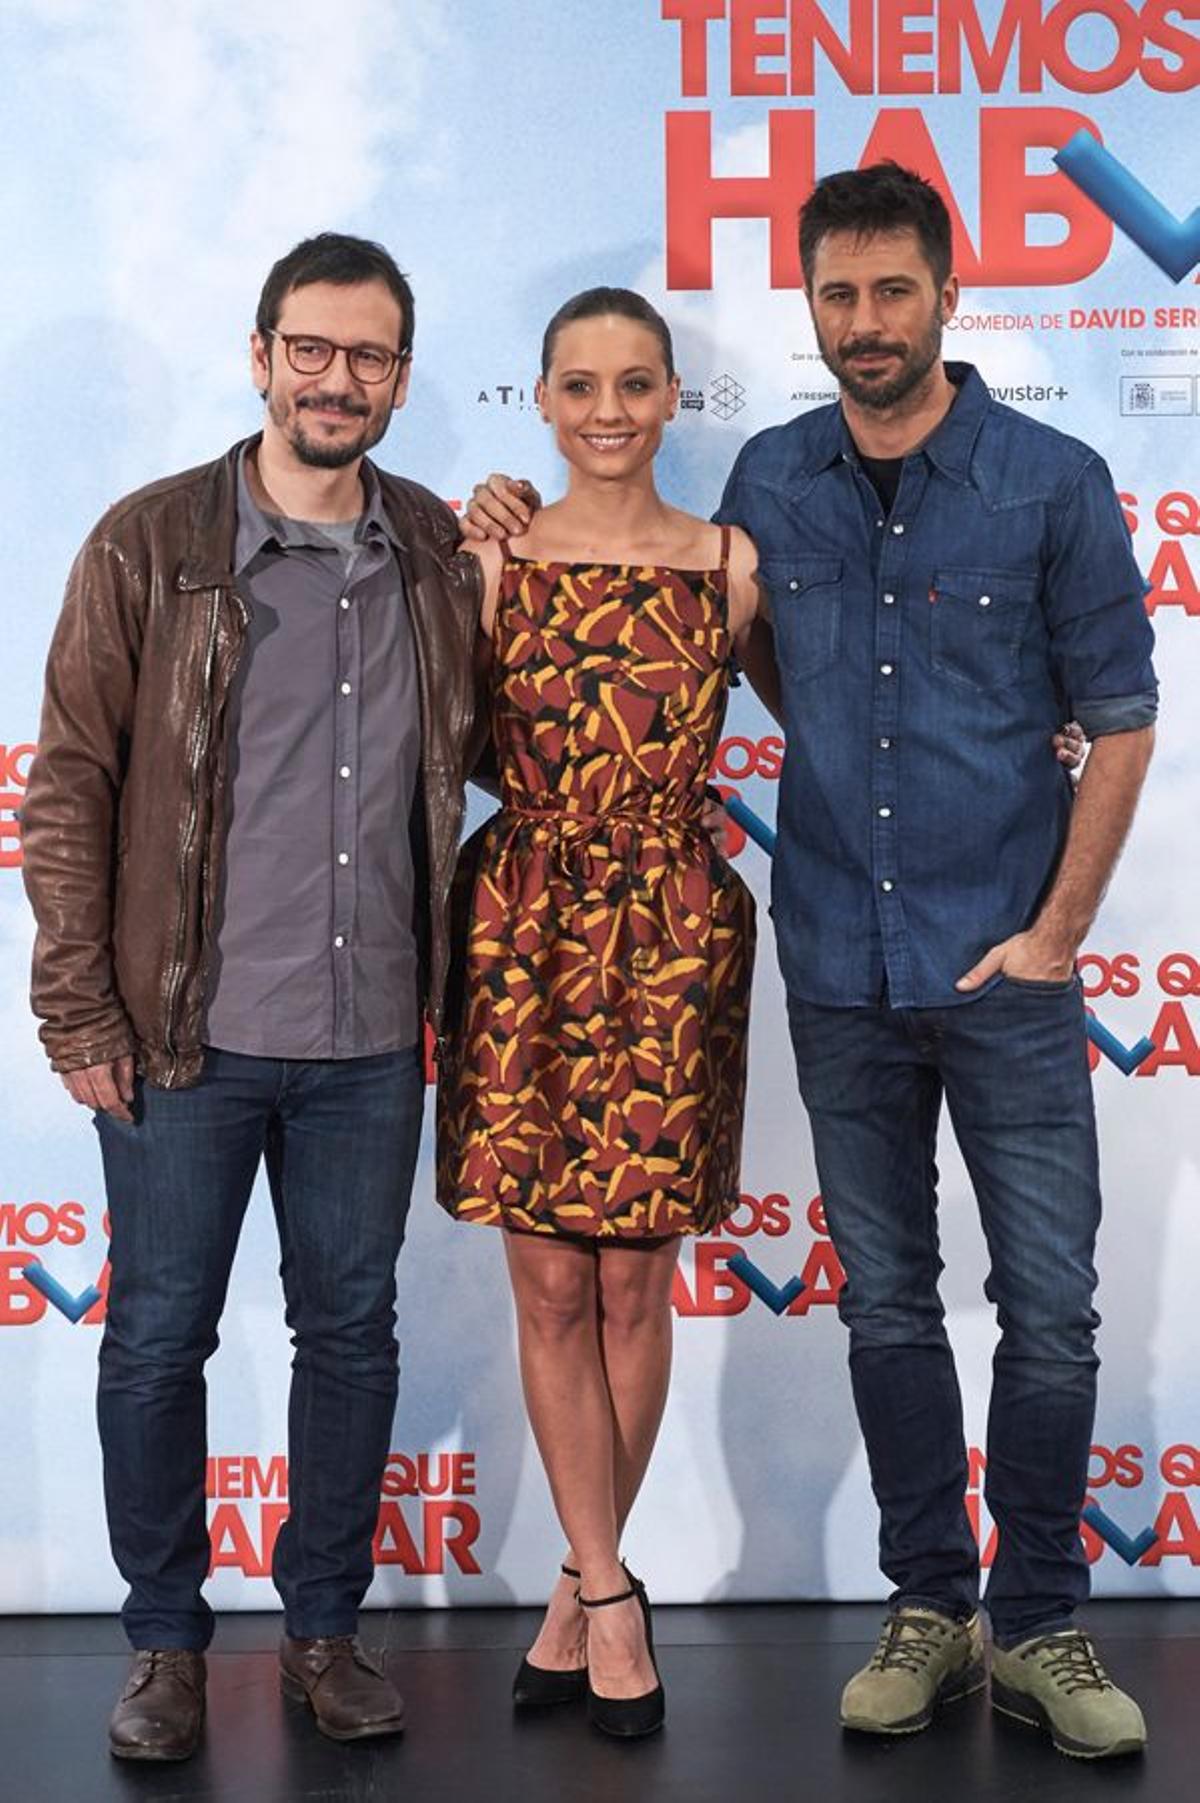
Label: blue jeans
xmin=95 ymin=1046 xmax=424 ymax=1650
xmin=787 ymin=979 xmax=1100 ymax=1646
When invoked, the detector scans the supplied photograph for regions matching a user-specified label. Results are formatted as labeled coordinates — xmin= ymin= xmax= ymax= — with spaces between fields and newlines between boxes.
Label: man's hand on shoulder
xmin=62 ymin=1055 xmax=136 ymax=1122
xmin=461 ymin=475 xmax=542 ymax=542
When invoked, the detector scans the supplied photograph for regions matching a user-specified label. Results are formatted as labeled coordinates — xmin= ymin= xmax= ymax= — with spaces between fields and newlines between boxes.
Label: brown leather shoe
xmin=279 ymin=1635 xmax=405 ymax=1740
xmin=108 ymin=1649 xmax=206 ymax=1761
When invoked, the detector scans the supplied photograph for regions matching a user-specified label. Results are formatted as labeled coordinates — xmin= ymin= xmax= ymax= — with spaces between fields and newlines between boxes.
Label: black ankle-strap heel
xmin=511 ymin=1564 xmax=588 ymax=1711
xmin=578 ymin=1566 xmax=665 ymax=1739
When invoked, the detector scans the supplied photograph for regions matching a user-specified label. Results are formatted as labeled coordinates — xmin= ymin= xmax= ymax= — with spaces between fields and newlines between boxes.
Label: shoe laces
xmin=138 ymin=1650 xmax=201 ymax=1690
xmin=869 ymin=1611 xmax=952 ymax=1675
xmin=1019 ymin=1629 xmax=1113 ymax=1695
xmin=303 ymin=1634 xmax=361 ymax=1671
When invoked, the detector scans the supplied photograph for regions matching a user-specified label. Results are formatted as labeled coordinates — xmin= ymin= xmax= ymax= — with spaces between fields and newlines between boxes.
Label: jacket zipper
xmin=436 ymin=560 xmax=485 ymax=1063
xmin=434 ymin=561 xmax=479 ymax=1051
xmin=192 ymin=590 xmax=249 ymax=1013
xmin=408 ymin=569 xmax=442 ymax=1034
xmin=162 ymin=592 xmax=222 ymax=1085
xmin=408 ymin=560 xmax=472 ymax=1046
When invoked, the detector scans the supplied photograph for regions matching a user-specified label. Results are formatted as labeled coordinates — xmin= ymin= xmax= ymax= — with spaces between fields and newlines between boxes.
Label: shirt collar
xmin=234 ymin=443 xmax=400 ymax=575
xmin=920 ymin=362 xmax=989 ymax=484
xmin=359 ymin=458 xmax=404 ymax=551
xmin=808 ymin=404 xmax=847 ymax=475
xmin=830 ymin=360 xmax=989 ymax=486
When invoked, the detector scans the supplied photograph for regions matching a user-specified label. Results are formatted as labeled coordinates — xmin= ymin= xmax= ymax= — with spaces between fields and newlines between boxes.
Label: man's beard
xmin=817 ymin=305 xmax=943 ymax=411
xmin=268 ymin=389 xmax=390 ymax=468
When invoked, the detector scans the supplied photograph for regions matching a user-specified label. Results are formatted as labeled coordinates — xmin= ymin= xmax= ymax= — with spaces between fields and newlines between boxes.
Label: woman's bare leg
xmin=548 ymin=1241 xmax=681 ymax=1625
xmin=570 ymin=1237 xmax=681 ymax=1695
xmin=504 ymin=1230 xmax=656 ymax=1696
xmin=595 ymin=1238 xmax=682 ymax=1537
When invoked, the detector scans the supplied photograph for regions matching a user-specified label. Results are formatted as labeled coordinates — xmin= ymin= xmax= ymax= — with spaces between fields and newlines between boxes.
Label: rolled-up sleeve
xmin=1044 ymin=455 xmax=1158 ymax=737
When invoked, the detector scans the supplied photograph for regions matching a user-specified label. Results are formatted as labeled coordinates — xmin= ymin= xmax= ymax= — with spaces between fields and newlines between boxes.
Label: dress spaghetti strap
xmin=718 ymin=524 xmax=732 ymax=570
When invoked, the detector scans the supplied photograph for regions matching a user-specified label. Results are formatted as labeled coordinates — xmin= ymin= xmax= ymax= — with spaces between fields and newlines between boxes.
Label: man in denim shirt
xmin=715 ymin=164 xmax=1156 ymax=1760
xmin=464 ymin=163 xmax=1155 ymax=1760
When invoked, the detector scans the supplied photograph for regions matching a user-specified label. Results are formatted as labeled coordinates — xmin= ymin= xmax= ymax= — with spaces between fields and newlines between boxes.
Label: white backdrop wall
xmin=1 ymin=1 xmax=1198 ymax=1611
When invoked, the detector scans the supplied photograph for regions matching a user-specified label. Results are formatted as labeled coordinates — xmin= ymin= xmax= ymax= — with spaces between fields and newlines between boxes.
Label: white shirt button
xmin=880 ymin=663 xmax=894 ymax=676
xmin=892 ymin=522 xmax=905 ymax=535
xmin=339 ymin=596 xmax=351 ymax=610
xmin=337 ymin=852 xmax=350 ymax=866
xmin=339 ymin=765 xmax=351 ymax=779
xmin=878 ymin=806 xmax=892 ymax=818
xmin=875 ymin=518 xmax=884 ymax=529
xmin=881 ymin=879 xmax=895 ymax=893
xmin=340 ymin=680 xmax=352 ymax=695
xmin=333 ymin=935 xmax=346 ymax=948
xmin=883 ymin=592 xmax=896 ymax=605
xmin=979 ymin=594 xmax=992 ymax=607
xmin=789 ymin=579 xmax=799 ymax=592
xmin=879 ymin=737 xmax=892 ymax=749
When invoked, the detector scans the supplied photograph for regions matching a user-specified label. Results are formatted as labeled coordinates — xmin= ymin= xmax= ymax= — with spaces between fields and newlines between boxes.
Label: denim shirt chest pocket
xmin=929 ymin=566 xmax=1038 ymax=692
xmin=759 ymin=555 xmax=843 ymax=680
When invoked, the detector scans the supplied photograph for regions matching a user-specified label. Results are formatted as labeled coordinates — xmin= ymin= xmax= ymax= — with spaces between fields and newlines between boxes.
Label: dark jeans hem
xmin=891 ymin=1591 xmax=977 ymax=1625
xmin=281 ymin=1615 xmax=362 ymax=1642
xmin=125 ymin=1629 xmax=214 ymax=1653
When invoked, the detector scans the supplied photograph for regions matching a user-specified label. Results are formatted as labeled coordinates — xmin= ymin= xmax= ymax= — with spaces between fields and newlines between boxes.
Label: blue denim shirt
xmin=717 ymin=363 xmax=1158 ymax=1009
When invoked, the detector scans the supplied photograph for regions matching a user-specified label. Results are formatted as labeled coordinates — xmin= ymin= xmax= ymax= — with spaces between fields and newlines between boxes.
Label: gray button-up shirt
xmin=204 ymin=448 xmax=421 ymax=1058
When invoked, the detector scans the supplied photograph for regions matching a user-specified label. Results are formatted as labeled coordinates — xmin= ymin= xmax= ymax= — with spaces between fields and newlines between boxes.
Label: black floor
xmin=2 ymin=1602 xmax=1195 ymax=1802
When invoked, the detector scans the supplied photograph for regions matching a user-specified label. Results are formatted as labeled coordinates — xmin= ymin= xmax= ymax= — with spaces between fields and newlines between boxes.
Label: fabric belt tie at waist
xmin=505 ymin=804 xmax=703 ymax=824
xmin=501 ymin=804 xmax=706 ymax=885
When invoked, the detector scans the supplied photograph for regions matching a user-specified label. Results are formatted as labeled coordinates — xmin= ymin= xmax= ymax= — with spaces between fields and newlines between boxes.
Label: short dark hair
xmin=799 ymin=163 xmax=952 ymax=292
xmin=255 ymin=232 xmax=416 ymax=357
xmin=541 ymin=287 xmax=675 ymax=379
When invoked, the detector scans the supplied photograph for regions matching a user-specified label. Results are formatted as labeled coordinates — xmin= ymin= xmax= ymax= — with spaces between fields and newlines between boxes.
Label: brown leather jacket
xmin=22 ymin=438 xmax=483 ymax=1087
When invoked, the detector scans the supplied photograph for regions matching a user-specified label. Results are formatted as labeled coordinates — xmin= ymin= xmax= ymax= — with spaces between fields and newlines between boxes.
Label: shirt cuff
xmin=1073 ymin=689 xmax=1158 ymax=737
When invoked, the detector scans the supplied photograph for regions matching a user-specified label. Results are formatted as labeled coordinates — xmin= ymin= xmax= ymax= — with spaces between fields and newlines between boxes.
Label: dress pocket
xmin=759 ymin=556 xmax=842 ymax=681
xmin=929 ymin=566 xmax=1037 ymax=693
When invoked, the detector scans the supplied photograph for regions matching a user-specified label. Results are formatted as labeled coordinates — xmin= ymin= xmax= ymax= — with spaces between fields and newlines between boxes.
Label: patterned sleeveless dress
xmin=436 ymin=533 xmax=755 ymax=1240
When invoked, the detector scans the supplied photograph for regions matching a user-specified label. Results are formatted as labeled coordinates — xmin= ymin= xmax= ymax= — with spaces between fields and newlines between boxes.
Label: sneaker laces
xmin=1019 ymin=1629 xmax=1113 ymax=1695
xmin=869 ymin=1611 xmax=953 ymax=1675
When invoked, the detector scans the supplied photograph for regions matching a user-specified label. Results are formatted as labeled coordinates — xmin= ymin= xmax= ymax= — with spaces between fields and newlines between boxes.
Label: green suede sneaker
xmin=991 ymin=1628 xmax=1146 ymax=1758
xmin=840 ymin=1607 xmax=985 ymax=1734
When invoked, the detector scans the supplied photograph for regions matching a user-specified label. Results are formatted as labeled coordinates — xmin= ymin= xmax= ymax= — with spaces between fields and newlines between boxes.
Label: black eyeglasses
xmin=265 ymin=330 xmax=408 ymax=385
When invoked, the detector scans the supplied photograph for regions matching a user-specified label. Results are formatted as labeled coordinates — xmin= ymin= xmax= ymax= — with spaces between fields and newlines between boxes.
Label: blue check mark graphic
xmin=1081 ymin=1502 xmax=1159 ymax=1567
xmin=723 ymin=793 xmax=777 ymax=856
xmin=1085 ymin=1016 xmax=1156 ymax=1076
xmin=1054 ymin=131 xmax=1200 ymax=283
xmin=22 ymin=1260 xmax=102 ymax=1324
xmin=727 ymin=1250 xmax=805 ymax=1316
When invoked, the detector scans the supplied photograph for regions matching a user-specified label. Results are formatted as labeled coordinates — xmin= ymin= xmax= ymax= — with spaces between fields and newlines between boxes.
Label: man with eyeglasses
xmin=21 ymin=233 xmax=481 ymax=1760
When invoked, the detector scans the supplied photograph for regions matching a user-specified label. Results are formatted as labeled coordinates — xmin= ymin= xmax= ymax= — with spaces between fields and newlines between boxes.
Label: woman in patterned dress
xmin=436 ymin=290 xmax=776 ymax=1736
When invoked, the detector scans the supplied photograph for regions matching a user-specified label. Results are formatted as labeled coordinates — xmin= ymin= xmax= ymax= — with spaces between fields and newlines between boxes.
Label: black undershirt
xmin=858 ymin=452 xmax=904 ymax=515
